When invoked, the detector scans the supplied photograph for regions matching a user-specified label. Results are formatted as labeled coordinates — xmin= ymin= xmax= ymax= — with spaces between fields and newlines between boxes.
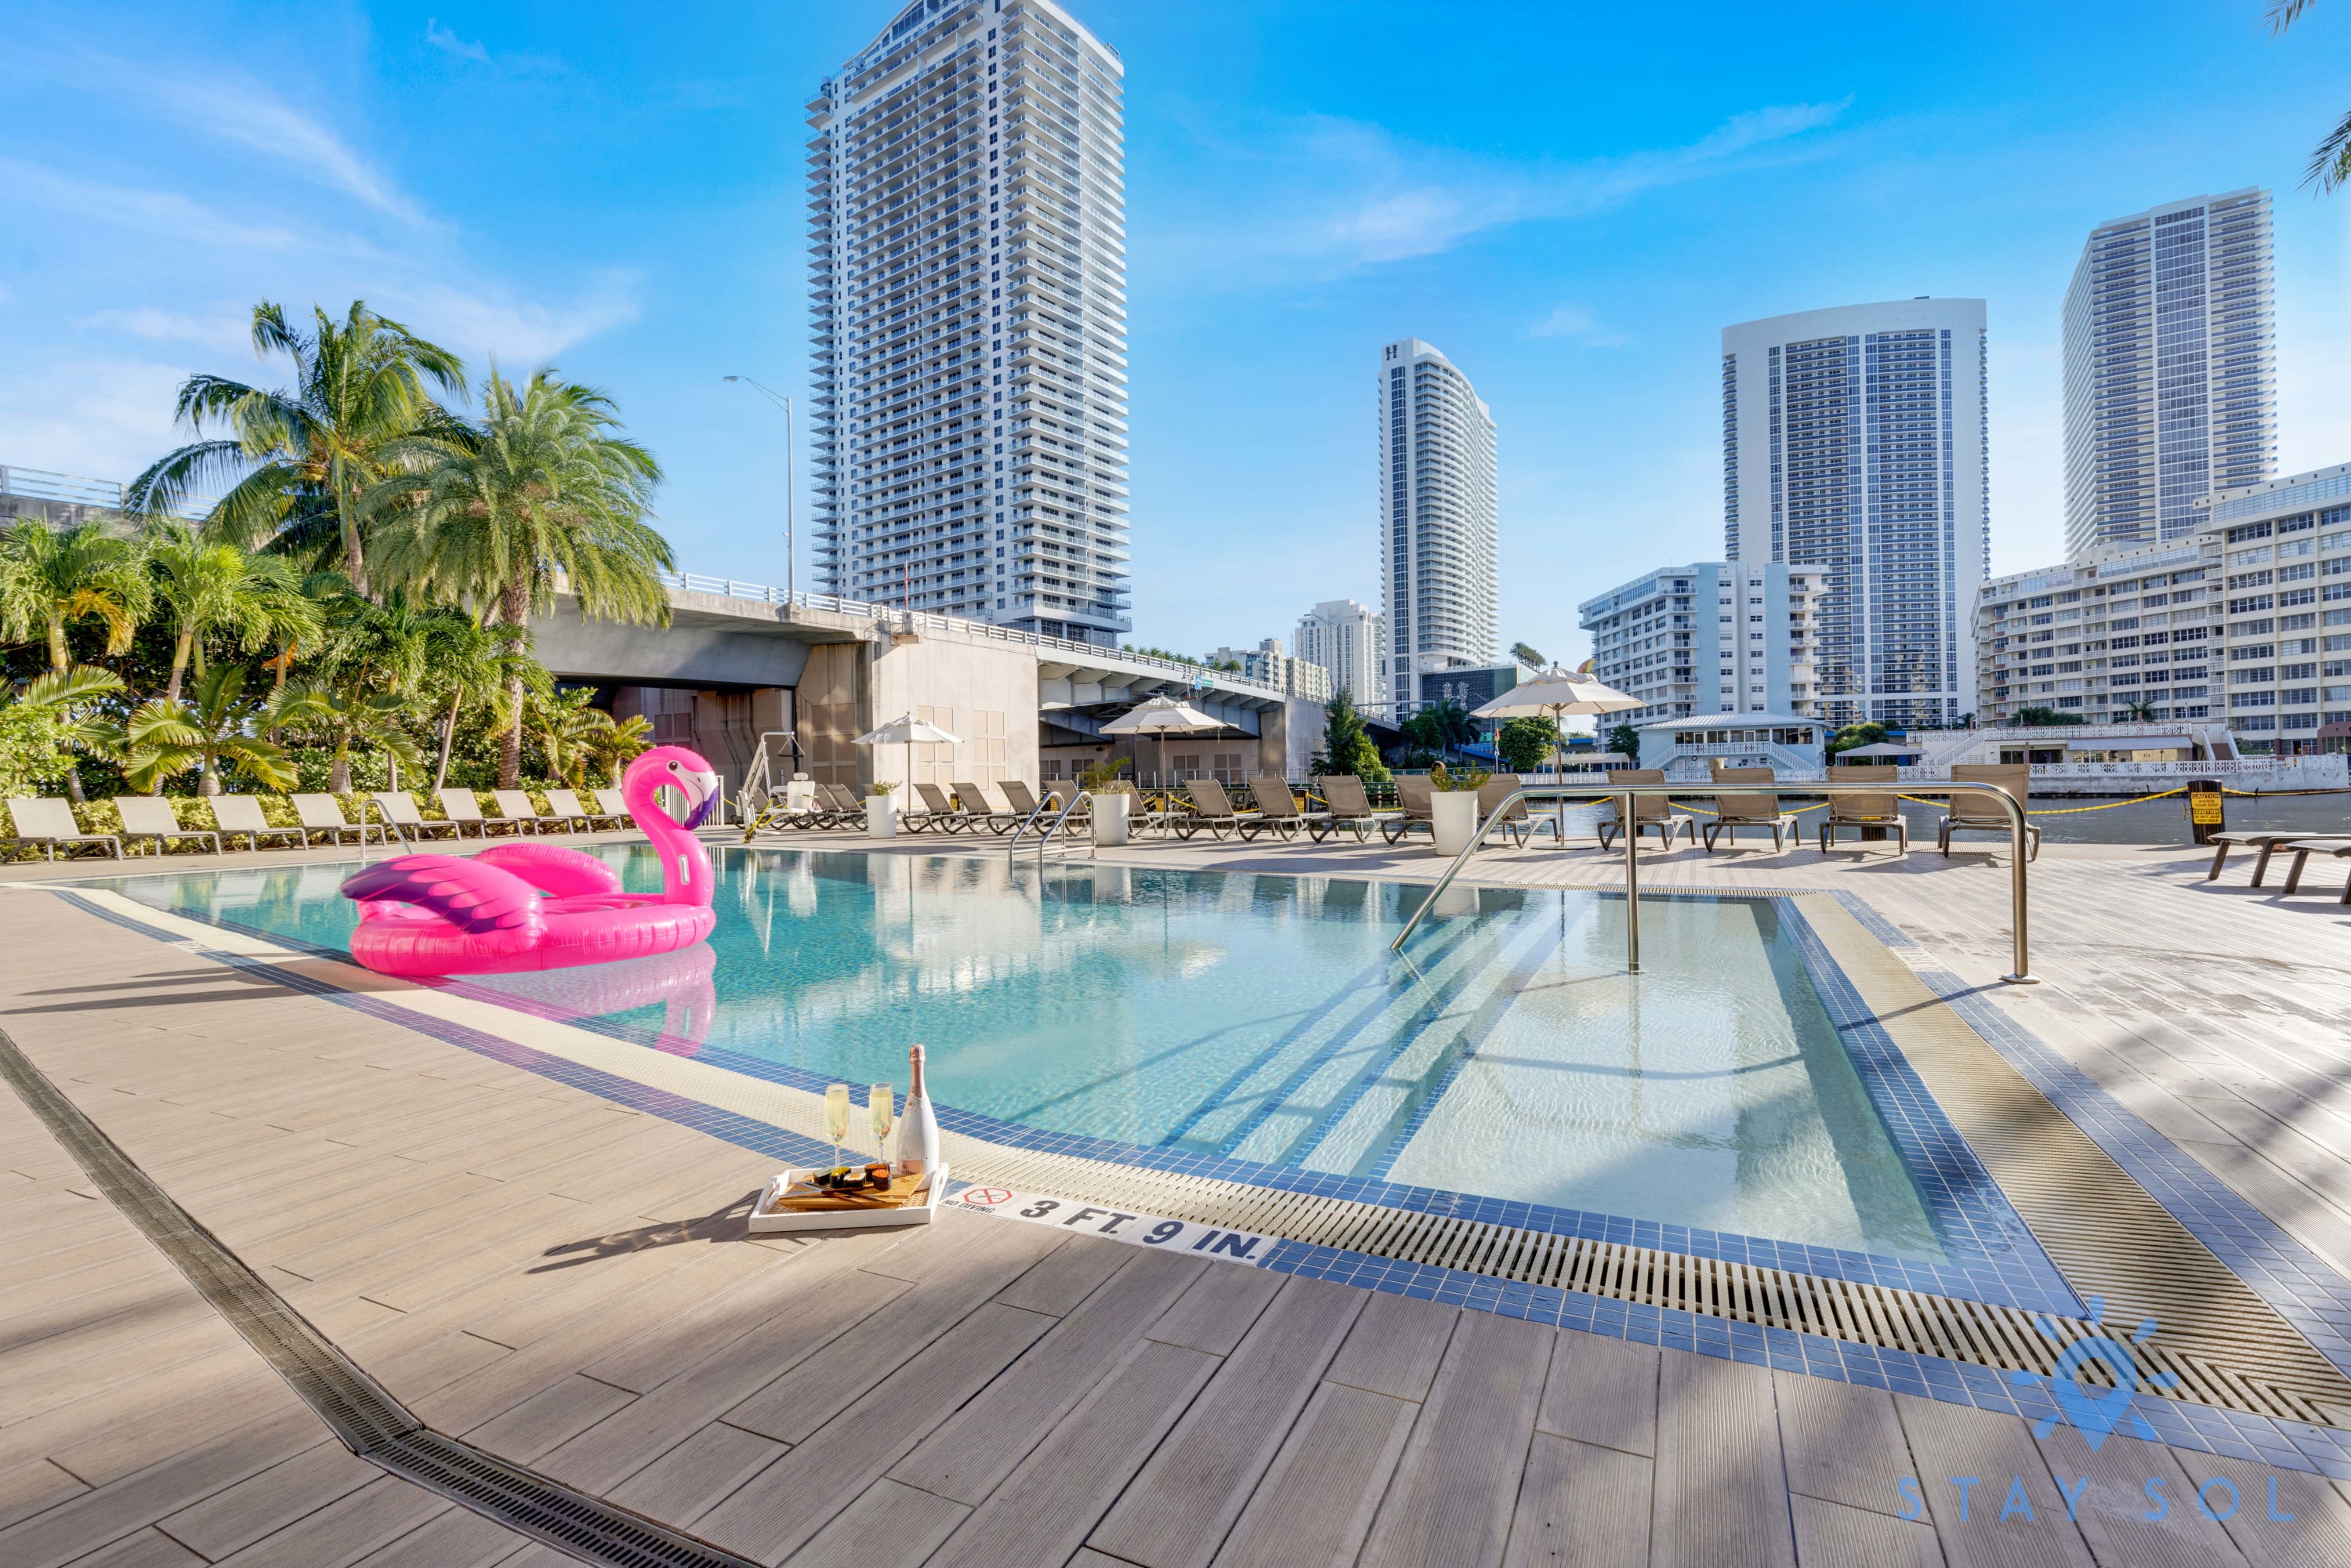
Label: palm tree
xmin=120 ymin=665 xmax=298 ymax=795
xmin=371 ymin=369 xmax=672 ymax=787
xmin=0 ymin=519 xmax=154 ymax=675
xmin=280 ymin=683 xmax=423 ymax=795
xmin=126 ymin=301 xmax=466 ymax=596
xmin=531 ymin=689 xmax=615 ymax=790
xmin=145 ymin=525 xmax=321 ymax=706
xmin=1509 ymin=641 xmax=1545 ymax=670
xmin=0 ymin=666 xmax=126 ymax=799
xmin=586 ymin=712 xmax=652 ymax=788
xmin=0 ymin=520 xmax=152 ymax=802
xmin=2269 ymin=2 xmax=2351 ymax=190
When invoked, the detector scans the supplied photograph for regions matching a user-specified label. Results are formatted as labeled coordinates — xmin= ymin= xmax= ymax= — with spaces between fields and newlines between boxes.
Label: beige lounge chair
xmin=491 ymin=790 xmax=550 ymax=835
xmin=210 ymin=795 xmax=306 ymax=852
xmin=953 ymin=780 xmax=1020 ymax=835
xmin=1702 ymin=766 xmax=1799 ymax=852
xmin=292 ymin=793 xmax=382 ymax=848
xmin=2280 ymin=840 xmax=2351 ymax=903
xmin=1240 ymin=777 xmax=1317 ymax=842
xmin=1309 ymin=775 xmax=1388 ymax=842
xmin=1173 ymin=777 xmax=1252 ymax=840
xmin=436 ymin=788 xmax=523 ymax=838
xmin=905 ymin=782 xmax=967 ymax=834
xmin=544 ymin=788 xmax=616 ymax=831
xmin=2 ymin=796 xmax=121 ymax=860
xmin=112 ymin=796 xmax=221 ymax=856
xmin=370 ymin=791 xmax=464 ymax=843
xmin=1595 ymin=770 xmax=1694 ymax=851
xmin=1474 ymin=773 xmax=1559 ymax=849
xmin=1939 ymin=765 xmax=2041 ymax=860
xmin=820 ymin=782 xmax=869 ymax=827
xmin=595 ymin=788 xmax=636 ymax=828
xmin=1819 ymin=765 xmax=1908 ymax=854
xmin=1381 ymin=774 xmax=1436 ymax=846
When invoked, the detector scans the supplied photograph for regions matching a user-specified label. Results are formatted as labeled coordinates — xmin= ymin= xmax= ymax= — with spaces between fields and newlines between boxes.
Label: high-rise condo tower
xmin=2062 ymin=189 xmax=2275 ymax=559
xmin=807 ymin=0 xmax=1130 ymax=644
xmin=1379 ymin=339 xmax=1498 ymax=717
xmin=1721 ymin=299 xmax=1990 ymax=730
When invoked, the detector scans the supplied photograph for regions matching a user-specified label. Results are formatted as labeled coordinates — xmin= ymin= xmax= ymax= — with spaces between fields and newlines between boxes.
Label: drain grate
xmin=0 ymin=1026 xmax=756 ymax=1568
xmin=955 ymin=1140 xmax=2351 ymax=1430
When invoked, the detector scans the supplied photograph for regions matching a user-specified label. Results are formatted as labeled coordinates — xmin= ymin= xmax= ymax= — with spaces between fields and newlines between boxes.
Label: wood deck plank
xmin=1788 ymin=1494 xmax=1945 ymax=1568
xmin=774 ymin=1479 xmax=970 ymax=1568
xmin=153 ymin=1441 xmax=375 ymax=1560
xmin=1775 ymin=1370 xmax=1929 ymax=1520
xmin=1501 ymin=1433 xmax=1654 ymax=1568
xmin=1320 ymin=1289 xmax=1458 ymax=1401
xmin=602 ymin=1421 xmax=788 ymax=1524
xmin=1208 ymin=1382 xmax=1419 ymax=1568
xmin=1892 ymin=1393 xmax=2095 ymax=1568
xmin=1535 ymin=1331 xmax=1659 ymax=1458
xmin=1646 ymin=1350 xmax=1795 ymax=1568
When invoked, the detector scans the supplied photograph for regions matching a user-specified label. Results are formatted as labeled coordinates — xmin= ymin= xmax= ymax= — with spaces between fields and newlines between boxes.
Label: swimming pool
xmin=107 ymin=845 xmax=1954 ymax=1264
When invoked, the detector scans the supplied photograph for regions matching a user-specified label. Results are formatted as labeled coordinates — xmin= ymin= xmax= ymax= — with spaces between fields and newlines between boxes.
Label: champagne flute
xmin=869 ymin=1084 xmax=896 ymax=1167
xmin=824 ymin=1084 xmax=851 ymax=1169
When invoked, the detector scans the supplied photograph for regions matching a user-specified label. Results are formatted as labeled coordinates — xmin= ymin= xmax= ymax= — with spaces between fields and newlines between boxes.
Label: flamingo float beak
xmin=682 ymin=770 xmax=723 ymax=830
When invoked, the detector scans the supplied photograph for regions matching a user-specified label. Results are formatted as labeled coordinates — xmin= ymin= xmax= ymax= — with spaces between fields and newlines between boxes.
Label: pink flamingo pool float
xmin=339 ymin=746 xmax=721 ymax=978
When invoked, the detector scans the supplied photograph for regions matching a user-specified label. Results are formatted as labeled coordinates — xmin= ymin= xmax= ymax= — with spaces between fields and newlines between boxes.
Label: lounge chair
xmin=371 ymin=791 xmax=464 ymax=843
xmin=292 ymin=793 xmax=383 ymax=848
xmin=491 ymin=790 xmax=552 ymax=835
xmin=2203 ymin=831 xmax=2347 ymax=885
xmin=1239 ymin=777 xmax=1316 ymax=842
xmin=905 ymin=782 xmax=968 ymax=834
xmin=110 ymin=795 xmax=221 ymax=857
xmin=953 ymin=780 xmax=1020 ymax=835
xmin=596 ymin=788 xmax=636 ymax=829
xmin=1381 ymin=774 xmax=1436 ymax=846
xmin=545 ymin=788 xmax=618 ymax=831
xmin=1173 ymin=777 xmax=1252 ymax=840
xmin=1474 ymin=774 xmax=1560 ymax=849
xmin=1308 ymin=775 xmax=1388 ymax=843
xmin=1702 ymin=766 xmax=1799 ymax=853
xmin=210 ymin=795 xmax=306 ymax=853
xmin=1819 ymin=764 xmax=1908 ymax=854
xmin=1938 ymin=765 xmax=2041 ymax=860
xmin=1595 ymin=770 xmax=1695 ymax=851
xmin=2 ymin=796 xmax=121 ymax=860
xmin=436 ymin=788 xmax=525 ymax=838
xmin=2280 ymin=840 xmax=2351 ymax=903
xmin=819 ymin=782 xmax=869 ymax=826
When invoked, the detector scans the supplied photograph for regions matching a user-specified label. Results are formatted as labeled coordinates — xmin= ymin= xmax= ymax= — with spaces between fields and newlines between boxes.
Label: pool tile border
xmin=45 ymin=886 xmax=2351 ymax=1478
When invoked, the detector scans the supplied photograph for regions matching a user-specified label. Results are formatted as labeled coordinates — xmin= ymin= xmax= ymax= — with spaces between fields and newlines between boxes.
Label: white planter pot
xmin=1430 ymin=790 xmax=1481 ymax=856
xmin=866 ymin=796 xmax=898 ymax=838
xmin=1091 ymin=790 xmax=1130 ymax=846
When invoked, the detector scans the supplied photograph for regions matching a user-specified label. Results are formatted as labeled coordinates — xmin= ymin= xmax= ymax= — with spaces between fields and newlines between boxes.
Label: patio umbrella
xmin=1836 ymin=741 xmax=1921 ymax=759
xmin=855 ymin=713 xmax=962 ymax=795
xmin=1471 ymin=661 xmax=1643 ymax=779
xmin=1099 ymin=695 xmax=1223 ymax=790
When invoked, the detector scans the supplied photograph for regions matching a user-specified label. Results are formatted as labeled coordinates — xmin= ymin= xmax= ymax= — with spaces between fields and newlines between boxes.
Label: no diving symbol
xmin=959 ymin=1187 xmax=1012 ymax=1208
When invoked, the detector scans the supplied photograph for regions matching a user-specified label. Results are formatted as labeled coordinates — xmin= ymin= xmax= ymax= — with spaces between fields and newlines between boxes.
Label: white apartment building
xmin=1722 ymin=299 xmax=1990 ymax=730
xmin=1210 ymin=639 xmax=1333 ymax=704
xmin=806 ymin=0 xmax=1131 ymax=646
xmin=1972 ymin=461 xmax=2351 ymax=751
xmin=2063 ymin=190 xmax=2276 ymax=559
xmin=1578 ymin=561 xmax=1826 ymax=725
xmin=1292 ymin=599 xmax=1383 ymax=709
xmin=1379 ymin=339 xmax=1498 ymax=715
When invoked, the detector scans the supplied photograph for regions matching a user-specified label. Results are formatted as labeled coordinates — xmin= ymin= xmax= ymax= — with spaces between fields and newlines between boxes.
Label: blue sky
xmin=6 ymin=2 xmax=2351 ymax=668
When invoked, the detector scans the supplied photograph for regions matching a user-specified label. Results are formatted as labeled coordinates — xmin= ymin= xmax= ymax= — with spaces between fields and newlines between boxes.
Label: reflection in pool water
xmin=108 ymin=846 xmax=1948 ymax=1262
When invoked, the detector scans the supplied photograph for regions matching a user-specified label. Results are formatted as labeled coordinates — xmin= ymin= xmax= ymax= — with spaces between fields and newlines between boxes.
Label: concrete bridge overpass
xmin=534 ymin=571 xmax=1320 ymax=798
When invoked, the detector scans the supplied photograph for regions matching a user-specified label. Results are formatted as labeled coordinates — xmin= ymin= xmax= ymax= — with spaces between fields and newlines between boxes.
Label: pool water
xmin=105 ymin=846 xmax=1948 ymax=1263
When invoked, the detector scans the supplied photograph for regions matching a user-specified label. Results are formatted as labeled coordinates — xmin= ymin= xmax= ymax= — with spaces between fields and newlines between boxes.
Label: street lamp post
xmin=723 ymin=375 xmax=795 ymax=602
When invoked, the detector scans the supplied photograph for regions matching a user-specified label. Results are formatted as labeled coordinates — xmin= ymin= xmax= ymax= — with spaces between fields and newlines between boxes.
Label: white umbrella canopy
xmin=1099 ymin=696 xmax=1223 ymax=788
xmin=855 ymin=713 xmax=963 ymax=792
xmin=1836 ymin=741 xmax=1921 ymax=759
xmin=1470 ymin=662 xmax=1642 ymax=778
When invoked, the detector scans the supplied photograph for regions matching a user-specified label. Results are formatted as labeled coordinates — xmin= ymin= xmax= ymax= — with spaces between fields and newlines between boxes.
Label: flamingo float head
xmin=625 ymin=745 xmax=723 ymax=830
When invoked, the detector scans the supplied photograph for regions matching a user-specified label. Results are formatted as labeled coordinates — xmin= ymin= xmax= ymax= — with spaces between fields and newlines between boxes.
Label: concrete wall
xmin=536 ymin=599 xmax=816 ymax=689
xmin=868 ymin=629 xmax=1041 ymax=792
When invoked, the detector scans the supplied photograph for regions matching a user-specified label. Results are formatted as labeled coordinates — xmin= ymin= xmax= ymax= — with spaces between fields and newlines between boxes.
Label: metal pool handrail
xmin=1009 ymin=788 xmax=1089 ymax=862
xmin=1388 ymin=782 xmax=2038 ymax=985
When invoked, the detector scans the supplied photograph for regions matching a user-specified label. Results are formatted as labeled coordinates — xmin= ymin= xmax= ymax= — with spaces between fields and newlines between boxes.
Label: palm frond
xmin=2309 ymin=104 xmax=2351 ymax=191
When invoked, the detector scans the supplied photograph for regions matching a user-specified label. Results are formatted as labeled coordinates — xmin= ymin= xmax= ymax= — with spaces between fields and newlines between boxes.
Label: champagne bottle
xmin=896 ymin=1043 xmax=940 ymax=1177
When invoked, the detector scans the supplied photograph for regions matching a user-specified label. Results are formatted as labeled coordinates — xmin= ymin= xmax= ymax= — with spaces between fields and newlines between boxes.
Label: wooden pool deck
xmin=3 ymin=827 xmax=2351 ymax=1565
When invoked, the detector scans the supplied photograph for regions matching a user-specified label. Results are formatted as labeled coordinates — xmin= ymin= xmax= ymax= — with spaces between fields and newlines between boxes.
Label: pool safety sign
xmin=951 ymin=1184 xmax=1275 ymax=1266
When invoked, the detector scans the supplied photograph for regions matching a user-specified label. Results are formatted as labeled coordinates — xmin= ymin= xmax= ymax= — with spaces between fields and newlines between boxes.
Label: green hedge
xmin=3 ymin=788 xmax=589 ymax=860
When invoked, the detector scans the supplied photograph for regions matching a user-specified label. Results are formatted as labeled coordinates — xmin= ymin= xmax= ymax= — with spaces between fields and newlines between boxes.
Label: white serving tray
xmin=748 ymin=1162 xmax=949 ymax=1233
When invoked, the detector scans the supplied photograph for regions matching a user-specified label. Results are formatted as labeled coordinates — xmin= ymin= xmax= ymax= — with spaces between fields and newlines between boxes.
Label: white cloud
xmin=426 ymin=20 xmax=491 ymax=64
xmin=381 ymin=275 xmax=643 ymax=365
xmin=0 ymin=357 xmax=193 ymax=483
xmin=76 ymin=306 xmax=253 ymax=355
xmin=1530 ymin=305 xmax=1630 ymax=346
xmin=1145 ymin=100 xmax=1853 ymax=287
xmin=0 ymin=158 xmax=302 ymax=253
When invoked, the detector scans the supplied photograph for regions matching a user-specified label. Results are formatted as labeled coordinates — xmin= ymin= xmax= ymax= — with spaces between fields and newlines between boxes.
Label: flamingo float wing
xmin=341 ymin=855 xmax=544 ymax=940
xmin=474 ymin=842 xmax=626 ymax=899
